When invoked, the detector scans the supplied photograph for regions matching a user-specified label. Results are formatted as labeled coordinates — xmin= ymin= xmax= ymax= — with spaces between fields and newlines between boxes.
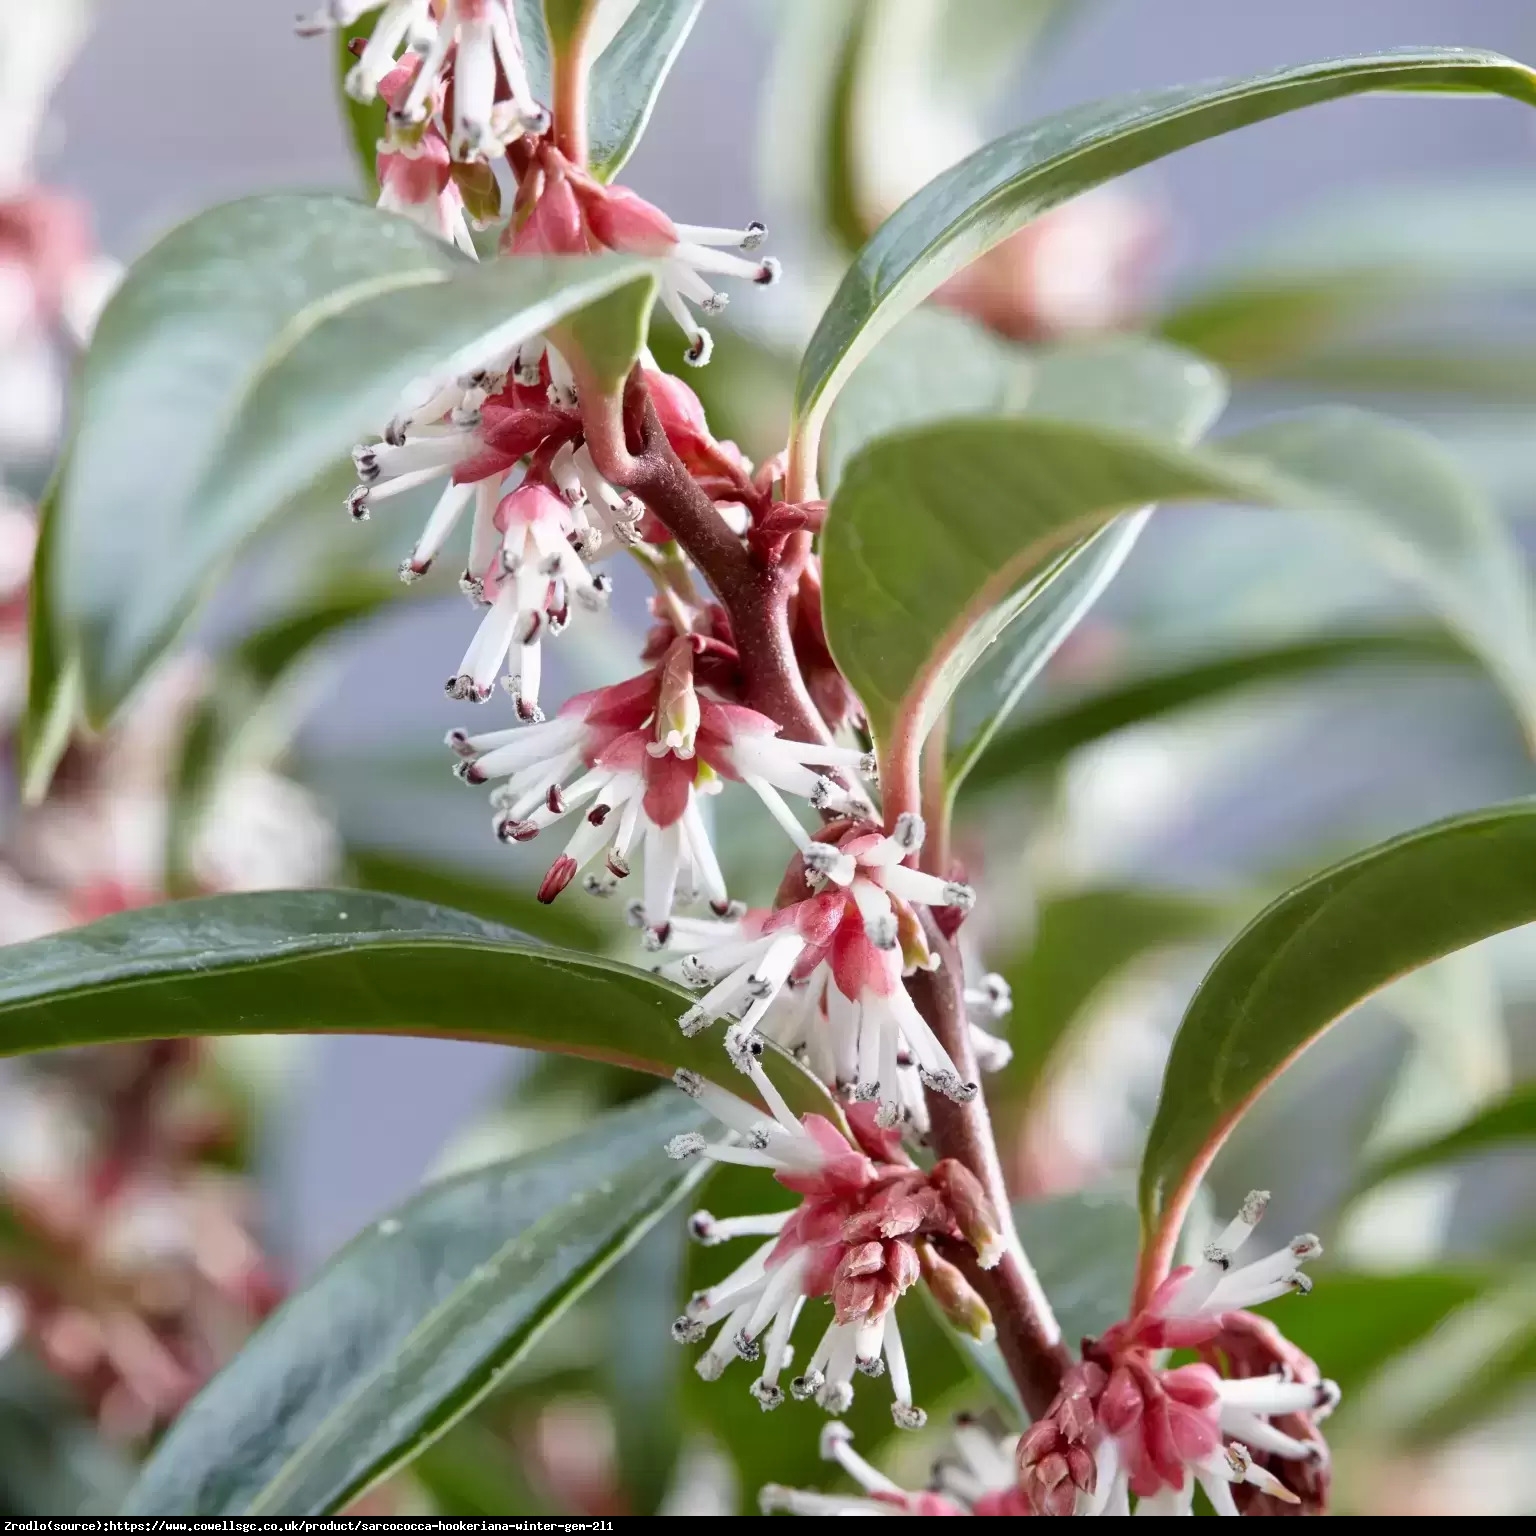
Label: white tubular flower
xmin=1021 ymin=1191 xmax=1339 ymax=1515
xmin=445 ymin=481 xmax=612 ymax=717
xmin=667 ymin=1065 xmax=1001 ymax=1427
xmin=760 ymin=1418 xmax=1028 ymax=1517
xmin=448 ymin=644 xmax=883 ymax=938
xmin=579 ymin=184 xmax=778 ymax=366
xmin=301 ymin=1 xmax=548 ymax=158
xmin=658 ymin=814 xmax=982 ymax=1126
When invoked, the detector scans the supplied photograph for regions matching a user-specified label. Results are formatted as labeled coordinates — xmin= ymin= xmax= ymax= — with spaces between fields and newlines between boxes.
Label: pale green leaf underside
xmin=796 ymin=48 xmax=1536 ymax=437
xmin=123 ymin=1094 xmax=706 ymax=1515
xmin=822 ymin=408 xmax=1536 ymax=753
xmin=52 ymin=194 xmax=654 ymax=726
xmin=1139 ymin=801 xmax=1536 ymax=1242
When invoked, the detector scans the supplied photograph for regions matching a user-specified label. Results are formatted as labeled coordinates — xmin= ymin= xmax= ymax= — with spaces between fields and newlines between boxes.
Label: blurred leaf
xmin=823 ymin=409 xmax=1536 ymax=754
xmin=1160 ymin=179 xmax=1536 ymax=378
xmin=603 ymin=1211 xmax=687 ymax=1511
xmin=123 ymin=1093 xmax=707 ymax=1515
xmin=1016 ymin=1185 xmax=1141 ymax=1350
xmin=1275 ymin=344 xmax=1536 ymax=402
xmin=0 ymin=1352 xmax=135 ymax=1518
xmin=676 ymin=1161 xmax=998 ymax=1511
xmin=824 ymin=310 xmax=1227 ymax=492
xmin=1406 ymin=1305 xmax=1536 ymax=1445
xmin=0 ymin=889 xmax=827 ymax=1117
xmin=1260 ymin=1270 xmax=1487 ymax=1397
xmin=997 ymin=888 xmax=1226 ymax=1113
xmin=50 ymin=192 xmax=654 ymax=728
xmin=1358 ymin=1083 xmax=1536 ymax=1191
xmin=333 ymin=26 xmax=385 ymax=197
xmin=18 ymin=475 xmax=80 ymax=805
xmin=1139 ymin=801 xmax=1536 ymax=1252
xmin=764 ymin=0 xmax=872 ymax=256
xmin=588 ymin=0 xmax=704 ymax=181
xmin=411 ymin=1421 xmax=543 ymax=1517
xmin=166 ymin=577 xmax=403 ymax=892
xmin=958 ymin=628 xmax=1473 ymax=796
xmin=347 ymin=848 xmax=605 ymax=950
xmin=794 ymin=49 xmax=1536 ymax=442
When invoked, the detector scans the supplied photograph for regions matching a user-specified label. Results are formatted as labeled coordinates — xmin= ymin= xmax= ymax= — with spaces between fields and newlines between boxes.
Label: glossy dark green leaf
xmin=823 ymin=408 xmax=1536 ymax=754
xmin=1358 ymin=1083 xmax=1536 ymax=1191
xmin=52 ymin=192 xmax=654 ymax=725
xmin=1138 ymin=801 xmax=1536 ymax=1253
xmin=0 ymin=889 xmax=820 ymax=1116
xmin=346 ymin=847 xmax=604 ymax=951
xmin=123 ymin=1093 xmax=707 ymax=1515
xmin=958 ymin=628 xmax=1472 ymax=795
xmin=588 ymin=0 xmax=703 ymax=181
xmin=795 ymin=49 xmax=1536 ymax=443
xmin=996 ymin=889 xmax=1225 ymax=1113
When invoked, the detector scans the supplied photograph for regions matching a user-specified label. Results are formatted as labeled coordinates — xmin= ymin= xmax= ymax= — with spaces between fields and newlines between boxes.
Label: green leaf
xmin=959 ymin=628 xmax=1475 ymax=796
xmin=764 ymin=0 xmax=876 ymax=257
xmin=346 ymin=847 xmax=605 ymax=951
xmin=1261 ymin=1270 xmax=1488 ymax=1397
xmin=1269 ymin=343 xmax=1536 ymax=402
xmin=53 ymin=192 xmax=655 ymax=723
xmin=18 ymin=475 xmax=81 ymax=805
xmin=123 ymin=1092 xmax=707 ymax=1515
xmin=334 ymin=25 xmax=385 ymax=197
xmin=997 ymin=889 xmax=1226 ymax=1113
xmin=1016 ymin=1185 xmax=1141 ymax=1350
xmin=1138 ymin=800 xmax=1536 ymax=1252
xmin=0 ymin=889 xmax=819 ymax=1115
xmin=1358 ymin=1082 xmax=1536 ymax=1191
xmin=166 ymin=578 xmax=403 ymax=892
xmin=587 ymin=0 xmax=704 ymax=181
xmin=822 ymin=408 xmax=1536 ymax=754
xmin=794 ymin=49 xmax=1536 ymax=443
xmin=824 ymin=310 xmax=1228 ymax=492
xmin=1159 ymin=178 xmax=1536 ymax=378
xmin=542 ymin=0 xmax=591 ymax=48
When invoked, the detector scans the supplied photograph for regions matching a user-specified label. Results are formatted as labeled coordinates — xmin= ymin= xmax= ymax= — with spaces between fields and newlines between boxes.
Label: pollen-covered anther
xmin=665 ymin=1132 xmax=706 ymax=1160
xmin=750 ymin=1380 xmax=785 ymax=1411
xmin=673 ymin=1069 xmax=704 ymax=1097
xmin=687 ymin=1210 xmax=717 ymax=1243
xmin=892 ymin=1402 xmax=927 ymax=1430
xmin=733 ymin=1329 xmax=762 ymax=1363
xmin=790 ymin=1370 xmax=824 ymax=1402
xmin=942 ymin=881 xmax=976 ymax=913
xmin=671 ymin=1315 xmax=707 ymax=1344
xmin=755 ymin=257 xmax=782 ymax=286
xmin=740 ymin=220 xmax=768 ymax=250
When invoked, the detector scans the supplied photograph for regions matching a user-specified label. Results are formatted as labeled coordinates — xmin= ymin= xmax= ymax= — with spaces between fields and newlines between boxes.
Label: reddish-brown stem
xmin=582 ymin=374 xmax=832 ymax=745
xmin=909 ymin=936 xmax=1072 ymax=1419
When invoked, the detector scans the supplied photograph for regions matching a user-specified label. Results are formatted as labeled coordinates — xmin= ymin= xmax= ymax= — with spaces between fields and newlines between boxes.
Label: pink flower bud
xmin=931 ymin=1159 xmax=1005 ymax=1269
